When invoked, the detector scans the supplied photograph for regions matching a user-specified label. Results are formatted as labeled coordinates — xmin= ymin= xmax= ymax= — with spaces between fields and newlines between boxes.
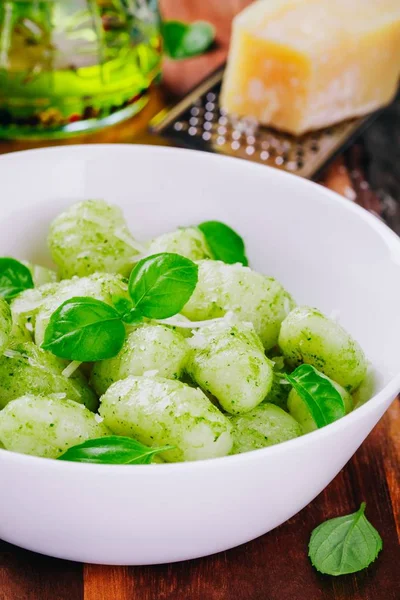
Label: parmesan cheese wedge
xmin=221 ymin=0 xmax=400 ymax=134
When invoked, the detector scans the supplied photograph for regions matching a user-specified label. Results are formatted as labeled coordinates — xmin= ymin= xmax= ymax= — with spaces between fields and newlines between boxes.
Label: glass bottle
xmin=0 ymin=0 xmax=162 ymax=138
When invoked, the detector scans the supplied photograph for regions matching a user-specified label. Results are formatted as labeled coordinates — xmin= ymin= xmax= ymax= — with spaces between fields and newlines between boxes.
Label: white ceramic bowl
xmin=0 ymin=145 xmax=399 ymax=565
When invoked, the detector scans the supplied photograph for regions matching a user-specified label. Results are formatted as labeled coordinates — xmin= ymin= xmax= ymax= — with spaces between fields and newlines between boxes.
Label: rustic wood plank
xmin=0 ymin=541 xmax=83 ymax=600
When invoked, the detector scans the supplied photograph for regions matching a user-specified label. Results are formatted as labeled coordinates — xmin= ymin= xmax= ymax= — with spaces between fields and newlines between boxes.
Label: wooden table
xmin=0 ymin=2 xmax=399 ymax=598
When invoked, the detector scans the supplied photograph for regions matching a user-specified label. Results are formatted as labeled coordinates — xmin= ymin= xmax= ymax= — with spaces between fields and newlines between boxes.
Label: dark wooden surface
xmin=0 ymin=1 xmax=399 ymax=598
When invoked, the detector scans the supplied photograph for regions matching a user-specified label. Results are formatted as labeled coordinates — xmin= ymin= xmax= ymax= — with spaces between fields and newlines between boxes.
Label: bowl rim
xmin=0 ymin=143 xmax=399 ymax=473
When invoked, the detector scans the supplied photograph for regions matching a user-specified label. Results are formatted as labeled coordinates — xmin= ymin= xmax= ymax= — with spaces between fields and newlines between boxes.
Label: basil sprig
xmin=309 ymin=503 xmax=383 ymax=576
xmin=58 ymin=435 xmax=172 ymax=465
xmin=112 ymin=296 xmax=143 ymax=325
xmin=198 ymin=221 xmax=248 ymax=266
xmin=162 ymin=20 xmax=215 ymax=60
xmin=286 ymin=364 xmax=345 ymax=428
xmin=43 ymin=253 xmax=198 ymax=362
xmin=0 ymin=257 xmax=34 ymax=300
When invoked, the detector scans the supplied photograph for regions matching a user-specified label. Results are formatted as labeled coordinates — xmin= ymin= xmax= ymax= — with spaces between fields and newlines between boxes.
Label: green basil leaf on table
xmin=58 ymin=435 xmax=173 ymax=465
xmin=0 ymin=257 xmax=34 ymax=300
xmin=285 ymin=364 xmax=345 ymax=428
xmin=162 ymin=20 xmax=215 ymax=60
xmin=309 ymin=503 xmax=383 ymax=576
xmin=198 ymin=221 xmax=248 ymax=266
xmin=129 ymin=252 xmax=198 ymax=319
xmin=42 ymin=297 xmax=126 ymax=361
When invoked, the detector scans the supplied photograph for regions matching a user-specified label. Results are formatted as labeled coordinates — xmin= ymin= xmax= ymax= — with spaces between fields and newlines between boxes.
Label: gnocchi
xmin=23 ymin=262 xmax=58 ymax=287
xmin=263 ymin=356 xmax=290 ymax=410
xmin=0 ymin=342 xmax=97 ymax=411
xmin=181 ymin=260 xmax=295 ymax=350
xmin=0 ymin=395 xmax=109 ymax=459
xmin=0 ymin=199 xmax=372 ymax=464
xmin=99 ymin=376 xmax=233 ymax=462
xmin=279 ymin=306 xmax=367 ymax=391
xmin=147 ymin=227 xmax=212 ymax=261
xmin=0 ymin=297 xmax=11 ymax=354
xmin=91 ymin=323 xmax=189 ymax=396
xmin=231 ymin=403 xmax=302 ymax=453
xmin=48 ymin=199 xmax=142 ymax=279
xmin=187 ymin=320 xmax=273 ymax=414
xmin=34 ymin=273 xmax=128 ymax=346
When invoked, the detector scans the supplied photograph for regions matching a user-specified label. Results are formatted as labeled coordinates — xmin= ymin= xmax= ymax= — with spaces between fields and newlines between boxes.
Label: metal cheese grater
xmin=150 ymin=66 xmax=380 ymax=180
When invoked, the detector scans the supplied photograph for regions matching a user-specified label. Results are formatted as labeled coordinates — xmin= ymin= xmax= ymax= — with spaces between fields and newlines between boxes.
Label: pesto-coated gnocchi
xmin=181 ymin=260 xmax=295 ymax=350
xmin=352 ymin=368 xmax=376 ymax=410
xmin=91 ymin=323 xmax=189 ymax=396
xmin=279 ymin=306 xmax=367 ymax=391
xmin=0 ymin=342 xmax=97 ymax=411
xmin=0 ymin=297 xmax=11 ymax=354
xmin=99 ymin=376 xmax=233 ymax=462
xmin=263 ymin=356 xmax=290 ymax=410
xmin=10 ymin=282 xmax=63 ymax=344
xmin=231 ymin=403 xmax=302 ymax=453
xmin=34 ymin=273 xmax=128 ymax=346
xmin=23 ymin=262 xmax=58 ymax=287
xmin=0 ymin=200 xmax=372 ymax=464
xmin=48 ymin=199 xmax=142 ymax=279
xmin=265 ymin=375 xmax=290 ymax=410
xmin=187 ymin=320 xmax=273 ymax=414
xmin=147 ymin=227 xmax=212 ymax=261
xmin=0 ymin=395 xmax=109 ymax=459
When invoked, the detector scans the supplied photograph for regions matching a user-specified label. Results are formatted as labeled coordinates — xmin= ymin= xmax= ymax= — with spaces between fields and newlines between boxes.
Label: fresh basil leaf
xmin=42 ymin=297 xmax=126 ymax=361
xmin=0 ymin=257 xmax=34 ymax=300
xmin=112 ymin=295 xmax=133 ymax=316
xmin=198 ymin=221 xmax=248 ymax=266
xmin=309 ymin=503 xmax=383 ymax=576
xmin=129 ymin=252 xmax=198 ymax=319
xmin=58 ymin=435 xmax=172 ymax=464
xmin=285 ymin=364 xmax=345 ymax=428
xmin=111 ymin=295 xmax=143 ymax=325
xmin=121 ymin=307 xmax=143 ymax=325
xmin=161 ymin=20 xmax=186 ymax=58
xmin=162 ymin=20 xmax=215 ymax=60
